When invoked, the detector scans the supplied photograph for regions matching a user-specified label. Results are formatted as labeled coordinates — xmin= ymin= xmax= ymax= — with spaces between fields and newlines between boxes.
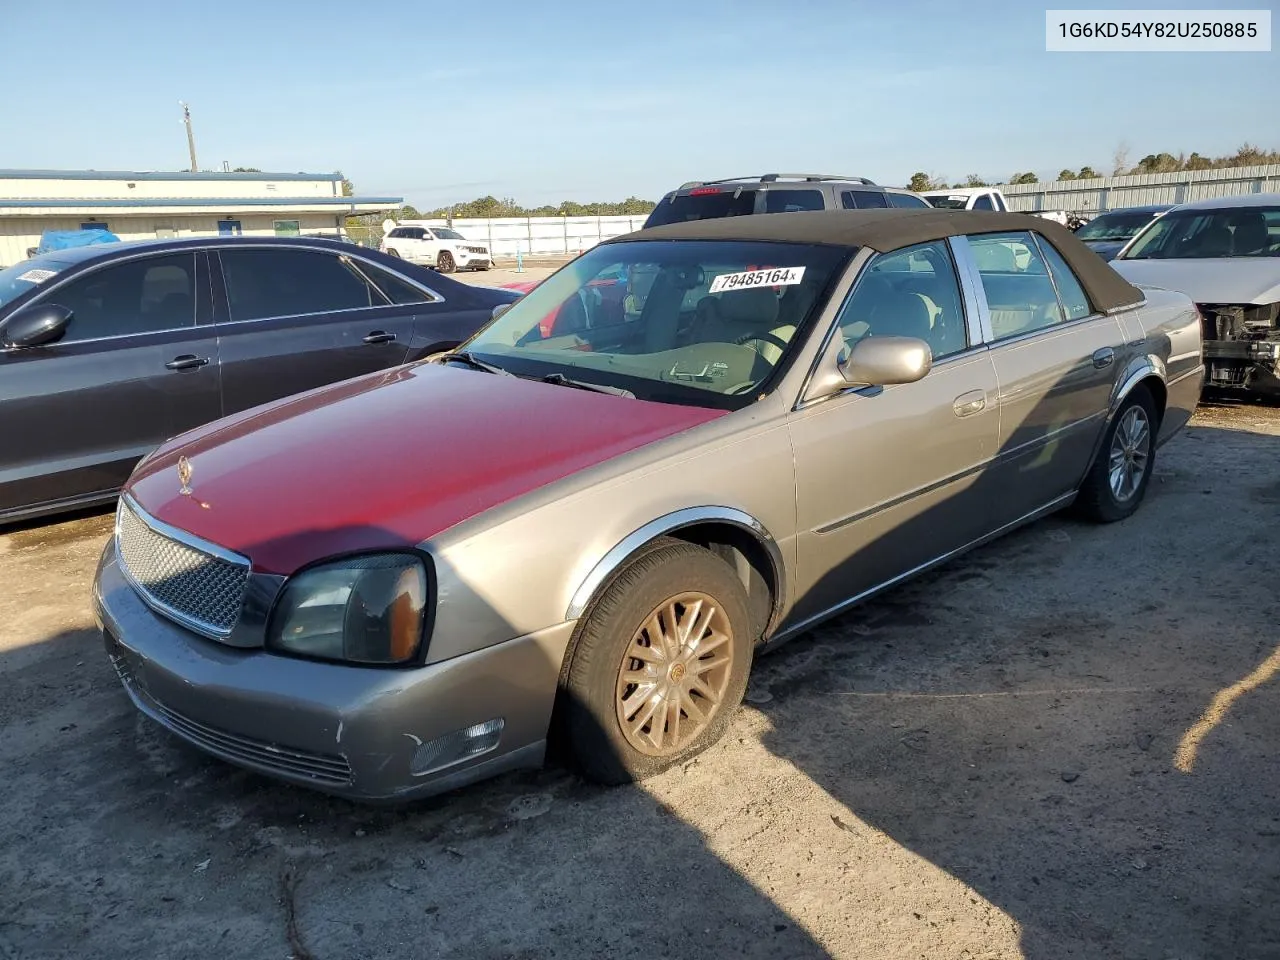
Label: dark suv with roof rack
xmin=642 ymin=173 xmax=931 ymax=228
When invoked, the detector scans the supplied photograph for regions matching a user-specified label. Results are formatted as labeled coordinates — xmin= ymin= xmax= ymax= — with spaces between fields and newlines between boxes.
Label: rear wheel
xmin=1075 ymin=387 xmax=1157 ymax=522
xmin=437 ymin=251 xmax=456 ymax=273
xmin=562 ymin=539 xmax=753 ymax=785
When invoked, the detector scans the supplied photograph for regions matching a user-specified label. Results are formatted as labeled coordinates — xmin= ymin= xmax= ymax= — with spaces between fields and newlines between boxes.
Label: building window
xmin=217 ymin=220 xmax=243 ymax=236
xmin=274 ymin=220 xmax=301 ymax=237
xmin=80 ymin=221 xmax=110 ymax=231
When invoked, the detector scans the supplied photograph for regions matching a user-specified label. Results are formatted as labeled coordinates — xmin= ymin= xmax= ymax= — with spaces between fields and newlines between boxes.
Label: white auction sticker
xmin=709 ymin=266 xmax=805 ymax=294
xmin=17 ymin=268 xmax=57 ymax=283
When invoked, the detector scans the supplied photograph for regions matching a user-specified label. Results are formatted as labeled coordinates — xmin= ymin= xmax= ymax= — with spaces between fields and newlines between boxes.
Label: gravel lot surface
xmin=2 ymin=402 xmax=1277 ymax=960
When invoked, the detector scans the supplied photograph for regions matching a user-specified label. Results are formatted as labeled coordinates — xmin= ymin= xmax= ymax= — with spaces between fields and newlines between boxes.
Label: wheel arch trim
xmin=1111 ymin=355 xmax=1167 ymax=415
xmin=565 ymin=506 xmax=785 ymax=626
xmin=1078 ymin=357 xmax=1167 ymax=488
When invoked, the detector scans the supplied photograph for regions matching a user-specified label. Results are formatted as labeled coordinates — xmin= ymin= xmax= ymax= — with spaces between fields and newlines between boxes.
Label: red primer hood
xmin=127 ymin=363 xmax=725 ymax=575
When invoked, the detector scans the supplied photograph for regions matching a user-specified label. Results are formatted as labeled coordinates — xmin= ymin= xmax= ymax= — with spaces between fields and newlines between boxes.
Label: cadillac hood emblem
xmin=177 ymin=456 xmax=193 ymax=495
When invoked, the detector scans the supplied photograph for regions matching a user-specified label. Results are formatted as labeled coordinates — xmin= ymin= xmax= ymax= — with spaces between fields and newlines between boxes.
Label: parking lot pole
xmin=516 ymin=245 xmax=523 ymax=273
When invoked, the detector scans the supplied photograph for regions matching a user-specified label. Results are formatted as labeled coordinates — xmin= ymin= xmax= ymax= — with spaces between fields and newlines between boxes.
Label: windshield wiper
xmin=541 ymin=372 xmax=635 ymax=398
xmin=440 ymin=350 xmax=514 ymax=376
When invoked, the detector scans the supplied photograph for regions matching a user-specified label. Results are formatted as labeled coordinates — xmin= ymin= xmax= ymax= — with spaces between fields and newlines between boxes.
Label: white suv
xmin=380 ymin=222 xmax=492 ymax=272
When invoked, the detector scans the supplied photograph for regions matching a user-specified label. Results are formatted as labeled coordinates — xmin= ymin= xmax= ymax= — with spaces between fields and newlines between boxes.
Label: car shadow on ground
xmin=2 ymin=525 xmax=833 ymax=960
xmin=750 ymin=418 xmax=1280 ymax=959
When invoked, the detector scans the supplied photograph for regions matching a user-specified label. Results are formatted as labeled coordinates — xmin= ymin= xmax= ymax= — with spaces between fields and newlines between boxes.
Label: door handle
xmin=363 ymin=331 xmax=397 ymax=344
xmin=165 ymin=355 xmax=209 ymax=371
xmin=1092 ymin=347 xmax=1115 ymax=368
xmin=953 ymin=390 xmax=986 ymax=418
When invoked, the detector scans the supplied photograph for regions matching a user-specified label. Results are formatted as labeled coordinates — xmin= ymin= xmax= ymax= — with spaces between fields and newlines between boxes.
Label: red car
xmin=500 ymin=267 xmax=631 ymax=338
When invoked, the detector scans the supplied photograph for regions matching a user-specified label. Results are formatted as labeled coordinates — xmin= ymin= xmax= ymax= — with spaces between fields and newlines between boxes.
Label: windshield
xmin=0 ymin=255 xmax=74 ymax=310
xmin=644 ymin=191 xmax=757 ymax=227
xmin=432 ymin=227 xmax=465 ymax=240
xmin=1119 ymin=206 xmax=1280 ymax=260
xmin=925 ymin=196 xmax=969 ymax=209
xmin=1075 ymin=211 xmax=1161 ymax=242
xmin=456 ymin=239 xmax=851 ymax=409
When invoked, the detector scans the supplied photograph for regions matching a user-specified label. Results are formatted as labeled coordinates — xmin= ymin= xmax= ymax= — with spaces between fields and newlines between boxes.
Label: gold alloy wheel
xmin=614 ymin=592 xmax=734 ymax=756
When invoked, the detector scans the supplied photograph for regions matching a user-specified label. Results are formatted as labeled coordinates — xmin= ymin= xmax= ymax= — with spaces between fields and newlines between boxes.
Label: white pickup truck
xmin=919 ymin=187 xmax=1012 ymax=213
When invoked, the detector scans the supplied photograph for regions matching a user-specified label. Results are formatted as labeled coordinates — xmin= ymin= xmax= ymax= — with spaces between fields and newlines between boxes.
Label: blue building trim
xmin=0 ymin=197 xmax=402 ymax=208
xmin=0 ymin=169 xmax=344 ymax=182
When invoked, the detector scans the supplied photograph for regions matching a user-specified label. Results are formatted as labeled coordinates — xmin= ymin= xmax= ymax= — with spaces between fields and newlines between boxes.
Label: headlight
xmin=267 ymin=554 xmax=429 ymax=665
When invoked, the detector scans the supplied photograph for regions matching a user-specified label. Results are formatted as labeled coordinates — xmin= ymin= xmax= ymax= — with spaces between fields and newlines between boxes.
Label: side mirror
xmin=492 ymin=302 xmax=516 ymax=321
xmin=1 ymin=303 xmax=72 ymax=349
xmin=838 ymin=335 xmax=932 ymax=386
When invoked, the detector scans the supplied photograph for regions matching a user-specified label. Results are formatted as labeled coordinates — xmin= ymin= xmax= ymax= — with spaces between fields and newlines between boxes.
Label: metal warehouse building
xmin=0 ymin=169 xmax=402 ymax=266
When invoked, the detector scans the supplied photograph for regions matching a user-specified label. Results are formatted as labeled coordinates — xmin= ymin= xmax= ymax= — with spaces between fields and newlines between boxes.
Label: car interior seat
xmin=1230 ymin=213 xmax=1269 ymax=255
xmin=695 ymin=287 xmax=787 ymax=361
xmin=1194 ymin=225 xmax=1233 ymax=257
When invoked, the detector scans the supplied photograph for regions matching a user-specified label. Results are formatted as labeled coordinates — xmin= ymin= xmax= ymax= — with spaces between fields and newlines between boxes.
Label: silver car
xmin=92 ymin=210 xmax=1204 ymax=802
xmin=1109 ymin=193 xmax=1280 ymax=398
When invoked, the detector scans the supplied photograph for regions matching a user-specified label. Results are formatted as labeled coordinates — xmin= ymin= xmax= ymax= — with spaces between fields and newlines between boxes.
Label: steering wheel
xmin=734 ymin=331 xmax=790 ymax=352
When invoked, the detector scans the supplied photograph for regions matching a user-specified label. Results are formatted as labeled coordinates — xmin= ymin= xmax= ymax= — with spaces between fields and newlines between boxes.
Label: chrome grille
xmin=116 ymin=497 xmax=250 ymax=639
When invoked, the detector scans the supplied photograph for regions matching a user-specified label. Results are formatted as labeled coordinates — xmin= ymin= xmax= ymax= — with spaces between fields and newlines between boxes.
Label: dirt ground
xmin=2 ymin=402 xmax=1278 ymax=960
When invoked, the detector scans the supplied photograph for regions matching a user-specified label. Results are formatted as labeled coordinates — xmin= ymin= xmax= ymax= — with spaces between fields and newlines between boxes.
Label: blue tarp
xmin=36 ymin=229 xmax=121 ymax=253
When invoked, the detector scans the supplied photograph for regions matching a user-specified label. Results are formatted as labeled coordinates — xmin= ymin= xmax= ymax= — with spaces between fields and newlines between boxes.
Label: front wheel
xmin=1075 ymin=387 xmax=1157 ymax=522
xmin=437 ymin=250 xmax=456 ymax=273
xmin=562 ymin=539 xmax=753 ymax=785
xmin=386 ymin=248 xmax=402 ymax=258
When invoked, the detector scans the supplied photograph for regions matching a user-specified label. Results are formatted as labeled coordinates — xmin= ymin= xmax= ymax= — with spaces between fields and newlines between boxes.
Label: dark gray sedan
xmin=0 ymin=236 xmax=519 ymax=523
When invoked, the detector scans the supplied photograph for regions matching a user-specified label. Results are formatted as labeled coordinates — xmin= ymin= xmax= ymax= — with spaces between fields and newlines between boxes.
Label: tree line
xmin=400 ymin=195 xmax=657 ymax=220
xmin=905 ymin=141 xmax=1279 ymax=191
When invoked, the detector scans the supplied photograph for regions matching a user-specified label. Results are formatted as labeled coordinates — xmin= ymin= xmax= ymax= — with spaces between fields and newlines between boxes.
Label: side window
xmin=968 ymin=231 xmax=1065 ymax=339
xmin=361 ymin=263 xmax=434 ymax=305
xmin=387 ymin=228 xmax=405 ymax=239
xmin=44 ymin=254 xmax=197 ymax=342
xmin=835 ymin=240 xmax=969 ymax=362
xmin=841 ymin=190 xmax=889 ymax=209
xmin=889 ymin=192 xmax=931 ymax=209
xmin=972 ymin=194 xmax=995 ymax=211
xmin=1035 ymin=237 xmax=1093 ymax=320
xmin=220 ymin=249 xmax=385 ymax=321
xmin=994 ymin=194 xmax=1008 ymax=212
xmin=763 ymin=189 xmax=825 ymax=213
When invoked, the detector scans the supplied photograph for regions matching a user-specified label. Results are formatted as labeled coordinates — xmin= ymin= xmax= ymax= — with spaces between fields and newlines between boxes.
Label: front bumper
xmin=92 ymin=544 xmax=574 ymax=803
xmin=454 ymin=250 xmax=492 ymax=269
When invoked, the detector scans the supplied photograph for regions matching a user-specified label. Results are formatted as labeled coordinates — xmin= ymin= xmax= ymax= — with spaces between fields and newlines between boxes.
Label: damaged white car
xmin=1111 ymin=194 xmax=1280 ymax=399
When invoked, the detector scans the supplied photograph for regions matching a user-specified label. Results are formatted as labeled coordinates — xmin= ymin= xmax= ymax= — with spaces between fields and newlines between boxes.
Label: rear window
xmin=644 ymin=190 xmax=757 ymax=227
xmin=926 ymin=195 xmax=970 ymax=209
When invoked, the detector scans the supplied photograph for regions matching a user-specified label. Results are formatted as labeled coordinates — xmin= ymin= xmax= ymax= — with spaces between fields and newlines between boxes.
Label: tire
xmin=562 ymin=539 xmax=754 ymax=785
xmin=1075 ymin=386 xmax=1158 ymax=523
xmin=437 ymin=251 xmax=456 ymax=274
xmin=386 ymin=248 xmax=402 ymax=258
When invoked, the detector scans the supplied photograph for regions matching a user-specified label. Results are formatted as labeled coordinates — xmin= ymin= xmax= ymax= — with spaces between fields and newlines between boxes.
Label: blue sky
xmin=4 ymin=0 xmax=1276 ymax=208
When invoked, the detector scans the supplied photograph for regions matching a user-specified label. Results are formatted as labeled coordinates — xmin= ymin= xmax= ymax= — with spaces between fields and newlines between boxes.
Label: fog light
xmin=410 ymin=718 xmax=504 ymax=776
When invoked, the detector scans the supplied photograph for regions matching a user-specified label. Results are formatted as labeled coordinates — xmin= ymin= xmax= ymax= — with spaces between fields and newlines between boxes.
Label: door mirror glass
xmin=838 ymin=335 xmax=932 ymax=386
xmin=1 ymin=303 xmax=72 ymax=348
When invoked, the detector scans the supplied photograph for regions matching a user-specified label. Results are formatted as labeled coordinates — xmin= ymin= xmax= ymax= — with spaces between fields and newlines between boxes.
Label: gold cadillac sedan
xmin=93 ymin=210 xmax=1204 ymax=802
